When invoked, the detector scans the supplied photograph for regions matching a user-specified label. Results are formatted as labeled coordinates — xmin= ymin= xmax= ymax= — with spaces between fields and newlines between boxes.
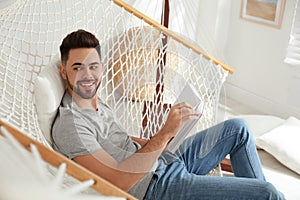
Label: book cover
xmin=167 ymin=83 xmax=205 ymax=153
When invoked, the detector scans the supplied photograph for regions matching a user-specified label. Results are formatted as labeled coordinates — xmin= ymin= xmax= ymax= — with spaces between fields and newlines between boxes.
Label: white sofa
xmin=234 ymin=115 xmax=300 ymax=200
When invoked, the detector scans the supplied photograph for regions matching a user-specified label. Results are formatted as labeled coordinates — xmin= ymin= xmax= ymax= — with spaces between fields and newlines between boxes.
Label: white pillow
xmin=34 ymin=54 xmax=65 ymax=145
xmin=256 ymin=116 xmax=300 ymax=175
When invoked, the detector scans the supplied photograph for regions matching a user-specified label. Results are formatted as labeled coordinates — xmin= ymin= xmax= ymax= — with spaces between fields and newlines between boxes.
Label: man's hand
xmin=159 ymin=102 xmax=201 ymax=141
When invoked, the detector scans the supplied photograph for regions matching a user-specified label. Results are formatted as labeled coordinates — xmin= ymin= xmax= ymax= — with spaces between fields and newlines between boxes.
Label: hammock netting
xmin=0 ymin=0 xmax=229 ymax=198
xmin=0 ymin=0 xmax=228 ymax=143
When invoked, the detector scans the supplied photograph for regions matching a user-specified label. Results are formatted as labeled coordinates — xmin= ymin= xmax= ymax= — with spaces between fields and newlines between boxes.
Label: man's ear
xmin=60 ymin=64 xmax=67 ymax=80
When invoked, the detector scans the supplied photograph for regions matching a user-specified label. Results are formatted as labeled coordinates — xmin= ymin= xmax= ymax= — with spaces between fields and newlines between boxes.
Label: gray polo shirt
xmin=52 ymin=93 xmax=154 ymax=199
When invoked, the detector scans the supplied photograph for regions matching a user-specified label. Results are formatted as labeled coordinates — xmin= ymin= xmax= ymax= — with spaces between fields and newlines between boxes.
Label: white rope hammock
xmin=0 ymin=0 xmax=233 ymax=198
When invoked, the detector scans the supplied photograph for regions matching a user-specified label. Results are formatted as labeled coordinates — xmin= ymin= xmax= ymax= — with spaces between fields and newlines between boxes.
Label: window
xmin=285 ymin=0 xmax=300 ymax=65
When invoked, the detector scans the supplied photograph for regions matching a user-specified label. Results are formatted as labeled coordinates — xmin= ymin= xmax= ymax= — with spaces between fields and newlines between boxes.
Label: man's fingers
xmin=173 ymin=102 xmax=193 ymax=110
xmin=181 ymin=109 xmax=201 ymax=121
xmin=173 ymin=104 xmax=201 ymax=121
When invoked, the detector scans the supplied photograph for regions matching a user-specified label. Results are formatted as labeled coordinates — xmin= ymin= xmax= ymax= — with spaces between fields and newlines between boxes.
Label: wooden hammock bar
xmin=0 ymin=120 xmax=137 ymax=200
xmin=113 ymin=0 xmax=234 ymax=74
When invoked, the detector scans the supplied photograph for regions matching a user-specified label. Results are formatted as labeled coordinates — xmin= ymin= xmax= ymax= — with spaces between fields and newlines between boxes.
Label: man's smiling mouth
xmin=78 ymin=80 xmax=96 ymax=88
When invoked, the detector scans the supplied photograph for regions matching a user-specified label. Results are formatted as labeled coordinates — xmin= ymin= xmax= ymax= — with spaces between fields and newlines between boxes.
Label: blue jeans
xmin=143 ymin=119 xmax=285 ymax=200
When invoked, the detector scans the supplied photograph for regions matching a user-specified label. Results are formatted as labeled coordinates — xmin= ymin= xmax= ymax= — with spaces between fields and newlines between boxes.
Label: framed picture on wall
xmin=240 ymin=0 xmax=285 ymax=29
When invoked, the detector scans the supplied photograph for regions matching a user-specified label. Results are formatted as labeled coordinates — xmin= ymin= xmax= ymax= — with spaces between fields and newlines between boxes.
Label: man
xmin=52 ymin=29 xmax=285 ymax=200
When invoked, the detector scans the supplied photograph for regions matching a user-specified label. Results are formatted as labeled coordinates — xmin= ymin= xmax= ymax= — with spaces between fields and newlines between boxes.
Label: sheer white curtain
xmin=285 ymin=0 xmax=300 ymax=65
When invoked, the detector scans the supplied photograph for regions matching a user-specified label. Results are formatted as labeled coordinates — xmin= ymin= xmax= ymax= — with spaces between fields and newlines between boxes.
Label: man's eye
xmin=73 ymin=67 xmax=81 ymax=71
xmin=90 ymin=65 xmax=98 ymax=70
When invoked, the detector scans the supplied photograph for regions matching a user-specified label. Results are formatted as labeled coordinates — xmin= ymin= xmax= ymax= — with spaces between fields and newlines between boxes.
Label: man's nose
xmin=81 ymin=67 xmax=93 ymax=78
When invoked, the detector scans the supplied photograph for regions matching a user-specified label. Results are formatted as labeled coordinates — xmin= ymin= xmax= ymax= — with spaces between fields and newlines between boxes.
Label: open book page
xmin=166 ymin=83 xmax=205 ymax=153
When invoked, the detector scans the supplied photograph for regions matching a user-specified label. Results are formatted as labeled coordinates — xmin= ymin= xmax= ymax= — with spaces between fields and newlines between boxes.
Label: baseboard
xmin=223 ymin=83 xmax=300 ymax=119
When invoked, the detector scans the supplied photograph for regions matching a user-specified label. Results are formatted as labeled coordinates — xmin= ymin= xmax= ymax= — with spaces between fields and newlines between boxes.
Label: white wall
xmin=198 ymin=0 xmax=300 ymax=119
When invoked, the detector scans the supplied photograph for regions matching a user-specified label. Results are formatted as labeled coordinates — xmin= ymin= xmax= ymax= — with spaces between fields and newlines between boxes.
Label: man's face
xmin=61 ymin=48 xmax=103 ymax=99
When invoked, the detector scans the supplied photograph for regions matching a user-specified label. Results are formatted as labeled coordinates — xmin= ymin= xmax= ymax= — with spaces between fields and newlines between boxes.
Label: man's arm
xmin=131 ymin=136 xmax=148 ymax=147
xmin=73 ymin=129 xmax=169 ymax=191
xmin=74 ymin=102 xmax=200 ymax=191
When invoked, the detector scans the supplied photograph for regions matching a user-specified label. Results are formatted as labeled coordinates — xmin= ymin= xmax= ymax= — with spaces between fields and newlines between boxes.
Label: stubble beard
xmin=66 ymin=76 xmax=101 ymax=99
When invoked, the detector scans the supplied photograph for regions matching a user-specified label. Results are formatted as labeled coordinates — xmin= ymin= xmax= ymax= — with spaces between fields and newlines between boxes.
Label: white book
xmin=166 ymin=83 xmax=205 ymax=153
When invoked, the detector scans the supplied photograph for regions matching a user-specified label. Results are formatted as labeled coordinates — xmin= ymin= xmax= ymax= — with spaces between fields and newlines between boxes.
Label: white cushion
xmin=256 ymin=116 xmax=300 ymax=175
xmin=34 ymin=54 xmax=65 ymax=145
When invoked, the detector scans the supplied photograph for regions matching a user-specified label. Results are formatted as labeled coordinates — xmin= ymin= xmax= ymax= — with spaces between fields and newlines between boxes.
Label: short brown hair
xmin=60 ymin=29 xmax=101 ymax=66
